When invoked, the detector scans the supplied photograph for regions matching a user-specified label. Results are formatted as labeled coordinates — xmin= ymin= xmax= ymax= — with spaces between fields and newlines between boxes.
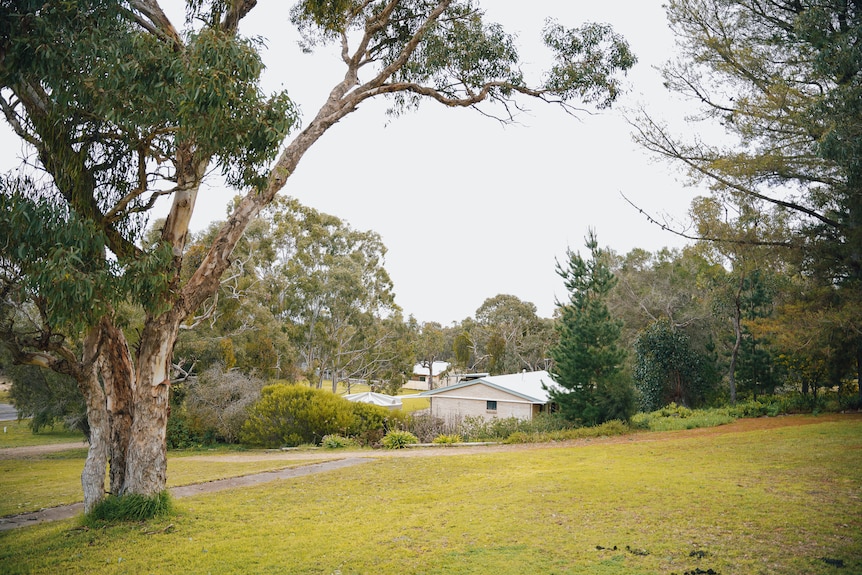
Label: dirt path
xmin=1 ymin=413 xmax=858 ymax=532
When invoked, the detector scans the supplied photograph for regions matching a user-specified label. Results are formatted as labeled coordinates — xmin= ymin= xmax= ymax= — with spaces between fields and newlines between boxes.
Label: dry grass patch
xmin=0 ymin=416 xmax=858 ymax=574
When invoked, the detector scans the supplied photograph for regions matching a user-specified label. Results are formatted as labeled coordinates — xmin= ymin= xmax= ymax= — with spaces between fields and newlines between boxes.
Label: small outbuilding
xmin=343 ymin=391 xmax=403 ymax=410
xmin=419 ymin=370 xmax=559 ymax=421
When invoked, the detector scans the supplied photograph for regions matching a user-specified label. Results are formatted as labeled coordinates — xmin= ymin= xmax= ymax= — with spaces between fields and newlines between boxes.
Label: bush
xmin=166 ymin=409 xmax=211 ymax=449
xmin=504 ymin=420 xmax=630 ymax=444
xmin=432 ymin=434 xmax=462 ymax=444
xmin=631 ymin=404 xmax=736 ymax=431
xmin=381 ymin=430 xmax=418 ymax=449
xmin=86 ymin=492 xmax=173 ymax=524
xmin=241 ymin=384 xmax=356 ymax=447
xmin=184 ymin=366 xmax=265 ymax=444
xmin=347 ymin=402 xmax=389 ymax=439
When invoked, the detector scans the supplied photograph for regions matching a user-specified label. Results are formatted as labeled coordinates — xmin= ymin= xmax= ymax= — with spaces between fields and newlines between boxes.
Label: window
xmin=486 ymin=400 xmax=497 ymax=411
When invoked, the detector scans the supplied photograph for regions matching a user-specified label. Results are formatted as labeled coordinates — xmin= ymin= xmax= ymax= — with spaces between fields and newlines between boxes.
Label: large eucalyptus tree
xmin=0 ymin=0 xmax=635 ymax=510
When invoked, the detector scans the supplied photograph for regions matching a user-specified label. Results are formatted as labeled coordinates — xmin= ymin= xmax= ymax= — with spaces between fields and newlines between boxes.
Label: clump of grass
xmin=381 ymin=430 xmax=418 ymax=449
xmin=321 ymin=434 xmax=355 ymax=449
xmin=503 ymin=419 xmax=630 ymax=444
xmin=85 ymin=492 xmax=173 ymax=525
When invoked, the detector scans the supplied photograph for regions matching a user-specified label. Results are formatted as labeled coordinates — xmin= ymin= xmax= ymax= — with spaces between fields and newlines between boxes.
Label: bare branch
xmin=620 ymin=192 xmax=793 ymax=248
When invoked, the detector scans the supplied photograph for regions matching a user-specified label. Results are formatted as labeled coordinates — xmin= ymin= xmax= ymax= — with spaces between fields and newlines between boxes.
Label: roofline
xmin=419 ymin=378 xmax=549 ymax=404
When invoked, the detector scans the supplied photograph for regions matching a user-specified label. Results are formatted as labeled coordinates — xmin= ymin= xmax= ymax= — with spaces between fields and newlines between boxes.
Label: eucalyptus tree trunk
xmin=727 ymin=275 xmax=745 ymax=405
xmin=78 ymin=324 xmax=110 ymax=513
xmin=119 ymin=160 xmax=203 ymax=497
xmin=121 ymin=315 xmax=180 ymax=496
xmin=97 ymin=318 xmax=135 ymax=495
xmin=79 ymin=373 xmax=110 ymax=513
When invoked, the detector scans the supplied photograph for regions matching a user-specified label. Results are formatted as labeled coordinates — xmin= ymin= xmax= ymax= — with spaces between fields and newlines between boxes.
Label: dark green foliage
xmin=595 ymin=371 xmax=637 ymax=423
xmin=550 ymin=231 xmax=634 ymax=425
xmin=5 ymin=363 xmax=88 ymax=437
xmin=86 ymin=492 xmax=173 ymax=524
xmin=634 ymin=320 xmax=719 ymax=412
xmin=347 ymin=401 xmax=389 ymax=440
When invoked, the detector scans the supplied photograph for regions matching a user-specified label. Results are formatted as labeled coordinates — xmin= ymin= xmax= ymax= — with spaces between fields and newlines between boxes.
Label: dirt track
xmin=1 ymin=413 xmax=858 ymax=532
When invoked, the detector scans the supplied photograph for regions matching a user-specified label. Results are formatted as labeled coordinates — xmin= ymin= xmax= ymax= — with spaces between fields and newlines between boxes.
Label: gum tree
xmin=0 ymin=0 xmax=635 ymax=510
xmin=634 ymin=0 xmax=862 ymax=398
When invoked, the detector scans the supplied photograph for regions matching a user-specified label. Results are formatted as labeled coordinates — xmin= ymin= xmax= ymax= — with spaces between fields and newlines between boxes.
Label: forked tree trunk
xmin=121 ymin=315 xmax=180 ymax=496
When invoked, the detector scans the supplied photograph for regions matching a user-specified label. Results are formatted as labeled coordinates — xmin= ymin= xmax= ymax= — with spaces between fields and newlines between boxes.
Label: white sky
xmin=1 ymin=2 xmax=710 ymax=325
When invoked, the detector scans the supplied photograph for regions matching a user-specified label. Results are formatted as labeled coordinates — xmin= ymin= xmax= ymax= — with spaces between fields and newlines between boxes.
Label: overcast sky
xmin=1 ymin=2 xmax=711 ymax=325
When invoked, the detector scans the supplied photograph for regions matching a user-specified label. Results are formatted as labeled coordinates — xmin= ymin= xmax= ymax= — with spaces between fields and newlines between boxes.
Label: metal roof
xmin=419 ymin=370 xmax=559 ymax=404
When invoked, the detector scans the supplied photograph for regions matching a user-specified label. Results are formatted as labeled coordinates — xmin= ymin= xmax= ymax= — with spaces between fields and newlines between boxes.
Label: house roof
xmin=343 ymin=392 xmax=403 ymax=409
xmin=412 ymin=361 xmax=450 ymax=377
xmin=419 ymin=370 xmax=559 ymax=404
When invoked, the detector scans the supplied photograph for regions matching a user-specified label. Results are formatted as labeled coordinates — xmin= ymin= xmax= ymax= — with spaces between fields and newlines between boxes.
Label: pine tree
xmin=550 ymin=231 xmax=633 ymax=424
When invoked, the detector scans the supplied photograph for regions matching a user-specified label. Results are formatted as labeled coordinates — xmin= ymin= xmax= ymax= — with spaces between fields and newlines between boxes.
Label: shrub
xmin=166 ymin=409 xmax=208 ymax=449
xmin=381 ymin=430 xmax=418 ymax=449
xmin=432 ymin=434 xmax=462 ymax=444
xmin=86 ymin=492 xmax=173 ymax=524
xmin=504 ymin=419 xmax=630 ymax=444
xmin=347 ymin=402 xmax=389 ymax=438
xmin=631 ymin=405 xmax=735 ymax=431
xmin=184 ymin=366 xmax=265 ymax=444
xmin=241 ymin=384 xmax=356 ymax=447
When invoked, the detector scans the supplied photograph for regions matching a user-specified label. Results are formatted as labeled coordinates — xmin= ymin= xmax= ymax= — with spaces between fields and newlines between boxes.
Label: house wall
xmin=428 ymin=383 xmax=536 ymax=421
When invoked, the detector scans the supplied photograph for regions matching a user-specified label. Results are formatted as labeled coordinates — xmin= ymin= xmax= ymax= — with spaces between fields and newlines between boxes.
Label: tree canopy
xmin=634 ymin=0 xmax=862 ymax=394
xmin=0 ymin=0 xmax=636 ymax=510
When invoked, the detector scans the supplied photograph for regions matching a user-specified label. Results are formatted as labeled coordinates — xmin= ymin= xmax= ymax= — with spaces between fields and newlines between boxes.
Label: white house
xmin=419 ymin=370 xmax=559 ymax=421
xmin=404 ymin=361 xmax=450 ymax=391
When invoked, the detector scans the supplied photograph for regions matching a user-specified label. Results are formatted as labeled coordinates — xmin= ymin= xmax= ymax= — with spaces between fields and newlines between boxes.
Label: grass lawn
xmin=0 ymin=419 xmax=85 ymax=449
xmin=0 ymin=449 xmax=335 ymax=517
xmin=0 ymin=415 xmax=859 ymax=574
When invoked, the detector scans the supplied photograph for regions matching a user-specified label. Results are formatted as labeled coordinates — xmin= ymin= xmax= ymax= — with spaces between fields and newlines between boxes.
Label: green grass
xmin=1 ymin=416 xmax=859 ymax=575
xmin=0 ymin=419 xmax=85 ymax=448
xmin=0 ymin=450 xmax=334 ymax=516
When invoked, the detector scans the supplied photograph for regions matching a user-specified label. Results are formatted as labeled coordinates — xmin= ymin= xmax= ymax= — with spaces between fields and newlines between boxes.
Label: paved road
xmin=0 ymin=403 xmax=17 ymax=422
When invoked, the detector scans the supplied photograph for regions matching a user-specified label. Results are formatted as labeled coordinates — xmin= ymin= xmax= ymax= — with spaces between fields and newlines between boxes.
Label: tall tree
xmin=689 ymin=194 xmax=790 ymax=403
xmin=0 ymin=0 xmax=636 ymax=510
xmin=470 ymin=294 xmax=555 ymax=374
xmin=634 ymin=0 xmax=862 ymax=398
xmin=266 ymin=198 xmax=398 ymax=391
xmin=550 ymin=231 xmax=633 ymax=425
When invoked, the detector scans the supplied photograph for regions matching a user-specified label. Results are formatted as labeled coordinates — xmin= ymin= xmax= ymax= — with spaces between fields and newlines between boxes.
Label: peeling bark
xmin=122 ymin=315 xmax=180 ymax=496
xmin=98 ymin=318 xmax=135 ymax=495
